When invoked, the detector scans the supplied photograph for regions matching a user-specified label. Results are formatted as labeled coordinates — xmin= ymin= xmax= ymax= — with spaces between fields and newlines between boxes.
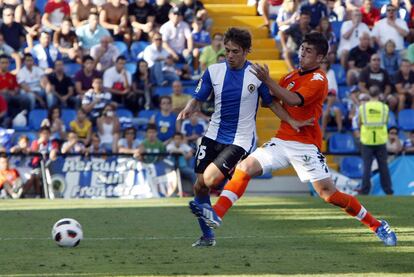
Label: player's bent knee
xmin=236 ymin=157 xmax=262 ymax=177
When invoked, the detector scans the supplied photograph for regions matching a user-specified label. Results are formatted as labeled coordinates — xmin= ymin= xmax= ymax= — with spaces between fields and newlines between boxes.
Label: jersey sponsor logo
xmin=247 ymin=84 xmax=256 ymax=93
xmin=311 ymin=73 xmax=324 ymax=81
xmin=195 ymin=78 xmax=203 ymax=93
xmin=286 ymin=81 xmax=295 ymax=91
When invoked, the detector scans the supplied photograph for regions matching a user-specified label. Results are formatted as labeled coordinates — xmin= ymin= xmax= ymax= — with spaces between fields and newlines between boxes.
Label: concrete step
xmin=204 ymin=0 xmax=246 ymax=4
xmin=211 ymin=26 xmax=269 ymax=39
xmin=211 ymin=16 xmax=265 ymax=28
xmin=248 ymin=49 xmax=279 ymax=60
xmin=205 ymin=4 xmax=256 ymax=16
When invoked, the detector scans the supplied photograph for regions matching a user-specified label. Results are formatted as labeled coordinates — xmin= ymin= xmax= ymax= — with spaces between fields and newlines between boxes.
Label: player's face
xmin=224 ymin=40 xmax=248 ymax=70
xmin=298 ymin=42 xmax=323 ymax=71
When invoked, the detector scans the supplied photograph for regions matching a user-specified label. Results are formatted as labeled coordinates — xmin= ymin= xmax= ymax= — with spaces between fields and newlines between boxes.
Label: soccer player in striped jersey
xmin=178 ymin=27 xmax=313 ymax=247
xmin=191 ymin=32 xmax=397 ymax=247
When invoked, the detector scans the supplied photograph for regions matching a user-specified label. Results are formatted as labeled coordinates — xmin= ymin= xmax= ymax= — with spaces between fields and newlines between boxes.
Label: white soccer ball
xmin=51 ymin=218 xmax=83 ymax=247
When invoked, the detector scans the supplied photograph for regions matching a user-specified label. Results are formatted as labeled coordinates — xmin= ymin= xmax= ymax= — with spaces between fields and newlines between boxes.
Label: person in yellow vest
xmin=359 ymin=85 xmax=394 ymax=195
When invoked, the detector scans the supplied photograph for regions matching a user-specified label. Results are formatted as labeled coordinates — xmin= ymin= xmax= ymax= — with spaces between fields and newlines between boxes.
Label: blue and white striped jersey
xmin=194 ymin=61 xmax=273 ymax=152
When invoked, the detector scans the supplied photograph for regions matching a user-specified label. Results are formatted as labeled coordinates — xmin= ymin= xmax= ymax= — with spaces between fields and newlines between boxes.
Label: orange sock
xmin=213 ymin=169 xmax=251 ymax=218
xmin=327 ymin=190 xmax=381 ymax=232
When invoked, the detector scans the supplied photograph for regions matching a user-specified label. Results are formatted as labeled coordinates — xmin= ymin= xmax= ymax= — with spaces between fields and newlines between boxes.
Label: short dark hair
xmin=174 ymin=132 xmax=183 ymax=138
xmin=300 ymin=10 xmax=312 ymax=17
xmin=116 ymin=55 xmax=127 ymax=62
xmin=0 ymin=54 xmax=9 ymax=61
xmin=146 ymin=123 xmax=157 ymax=132
xmin=302 ymin=32 xmax=329 ymax=57
xmin=388 ymin=126 xmax=399 ymax=133
xmin=369 ymin=85 xmax=381 ymax=97
xmin=39 ymin=126 xmax=51 ymax=133
xmin=224 ymin=27 xmax=252 ymax=52
xmin=160 ymin=95 xmax=172 ymax=103
xmin=82 ymin=55 xmax=94 ymax=63
xmin=23 ymin=53 xmax=33 ymax=60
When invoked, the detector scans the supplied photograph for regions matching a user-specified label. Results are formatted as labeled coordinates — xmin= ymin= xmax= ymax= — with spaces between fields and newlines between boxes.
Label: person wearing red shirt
xmin=360 ymin=0 xmax=381 ymax=29
xmin=41 ymin=0 xmax=71 ymax=32
xmin=0 ymin=54 xmax=30 ymax=121
xmin=0 ymin=154 xmax=23 ymax=199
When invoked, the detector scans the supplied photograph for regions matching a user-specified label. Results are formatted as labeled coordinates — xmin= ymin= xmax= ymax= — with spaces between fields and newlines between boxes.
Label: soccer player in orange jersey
xmin=189 ymin=32 xmax=397 ymax=246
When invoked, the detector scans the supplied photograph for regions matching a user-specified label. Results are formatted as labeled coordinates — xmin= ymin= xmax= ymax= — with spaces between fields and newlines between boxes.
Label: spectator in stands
xmin=17 ymin=53 xmax=50 ymax=109
xmin=403 ymin=131 xmax=414 ymax=153
xmin=171 ymin=80 xmax=191 ymax=114
xmin=299 ymin=0 xmax=327 ymax=30
xmin=99 ymin=0 xmax=128 ymax=42
xmin=337 ymin=9 xmax=370 ymax=69
xmin=0 ymin=7 xmax=31 ymax=52
xmin=75 ymin=55 xmax=102 ymax=100
xmin=346 ymin=32 xmax=376 ymax=86
xmin=162 ymin=55 xmax=186 ymax=83
xmin=326 ymin=0 xmax=346 ymax=22
xmin=41 ymin=0 xmax=71 ymax=32
xmin=280 ymin=10 xmax=311 ymax=71
xmin=345 ymin=0 xmax=362 ymax=10
xmin=118 ymin=127 xmax=142 ymax=154
xmin=180 ymin=112 xmax=205 ymax=147
xmin=91 ymin=36 xmax=120 ymax=72
xmin=76 ymin=13 xmax=111 ymax=52
xmin=359 ymin=85 xmax=393 ymax=195
xmin=166 ymin=132 xmax=196 ymax=194
xmin=46 ymin=59 xmax=76 ymax=108
xmin=31 ymin=32 xmax=62 ymax=73
xmin=70 ymin=108 xmax=92 ymax=146
xmin=53 ymin=19 xmax=81 ymax=63
xmin=276 ymin=0 xmax=299 ymax=33
xmin=371 ymin=4 xmax=409 ymax=52
xmin=178 ymin=0 xmax=212 ymax=31
xmin=61 ymin=131 xmax=85 ymax=154
xmin=150 ymin=95 xmax=177 ymax=144
xmin=0 ymin=33 xmax=21 ymax=74
xmin=41 ymin=106 xmax=66 ymax=141
xmin=360 ymin=0 xmax=380 ymax=29
xmin=10 ymin=135 xmax=31 ymax=154
xmin=87 ymin=133 xmax=106 ymax=154
xmin=379 ymin=0 xmax=411 ymax=21
xmin=81 ymin=76 xmax=113 ymax=124
xmin=136 ymin=123 xmax=166 ymax=164
xmin=29 ymin=126 xmax=58 ymax=197
xmin=128 ymin=0 xmax=155 ymax=42
xmin=395 ymin=59 xmax=414 ymax=112
xmin=0 ymin=55 xmax=30 ymax=121
xmin=191 ymin=16 xmax=211 ymax=73
xmin=153 ymin=0 xmax=172 ymax=27
xmin=0 ymin=154 xmax=23 ymax=199
xmin=142 ymin=32 xmax=178 ymax=86
xmin=349 ymin=91 xmax=370 ymax=140
xmin=15 ymin=0 xmax=42 ymax=43
xmin=386 ymin=126 xmax=403 ymax=154
xmin=258 ymin=0 xmax=283 ymax=30
xmin=160 ymin=7 xmax=193 ymax=65
xmin=199 ymin=32 xmax=224 ymax=73
xmin=132 ymin=59 xmax=152 ymax=111
xmin=0 ymin=95 xmax=8 ymax=127
xmin=97 ymin=103 xmax=120 ymax=153
xmin=103 ymin=55 xmax=132 ymax=104
xmin=70 ymin=0 xmax=98 ymax=28
xmin=380 ymin=40 xmax=401 ymax=83
xmin=359 ymin=54 xmax=397 ymax=112
xmin=315 ymin=17 xmax=337 ymax=54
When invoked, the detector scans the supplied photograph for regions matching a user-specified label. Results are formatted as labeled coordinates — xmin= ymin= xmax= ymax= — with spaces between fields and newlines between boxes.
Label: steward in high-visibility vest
xmin=359 ymin=101 xmax=389 ymax=145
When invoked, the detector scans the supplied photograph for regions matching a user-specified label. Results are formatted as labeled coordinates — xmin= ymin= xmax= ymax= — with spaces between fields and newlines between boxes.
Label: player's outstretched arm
xmin=177 ymin=98 xmax=202 ymax=120
xmin=268 ymin=101 xmax=314 ymax=132
xmin=250 ymin=63 xmax=302 ymax=106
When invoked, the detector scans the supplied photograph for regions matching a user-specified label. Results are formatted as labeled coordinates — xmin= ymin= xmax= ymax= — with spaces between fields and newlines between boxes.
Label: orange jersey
xmin=275 ymin=68 xmax=328 ymax=149
xmin=0 ymin=169 xmax=20 ymax=189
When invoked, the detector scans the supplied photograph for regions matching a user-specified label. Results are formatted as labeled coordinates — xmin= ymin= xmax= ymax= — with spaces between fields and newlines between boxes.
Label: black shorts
xmin=194 ymin=136 xmax=247 ymax=178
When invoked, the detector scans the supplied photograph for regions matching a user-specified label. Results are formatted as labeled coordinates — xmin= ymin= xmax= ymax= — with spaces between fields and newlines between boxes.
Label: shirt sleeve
xmin=258 ymin=82 xmax=273 ymax=106
xmin=193 ymin=68 xmax=213 ymax=102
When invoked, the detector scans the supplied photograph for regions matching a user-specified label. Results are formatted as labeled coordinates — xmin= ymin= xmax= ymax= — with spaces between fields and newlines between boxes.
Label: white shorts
xmin=250 ymin=138 xmax=331 ymax=183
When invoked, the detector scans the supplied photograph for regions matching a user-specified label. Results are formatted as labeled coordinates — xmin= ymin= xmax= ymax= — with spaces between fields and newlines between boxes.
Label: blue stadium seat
xmin=154 ymin=86 xmax=172 ymax=96
xmin=64 ymin=63 xmax=81 ymax=78
xmin=116 ymin=108 xmax=133 ymax=118
xmin=184 ymin=86 xmax=196 ymax=95
xmin=28 ymin=109 xmax=47 ymax=130
xmin=113 ymin=41 xmax=128 ymax=56
xmin=340 ymin=156 xmax=363 ymax=179
xmin=338 ymin=85 xmax=350 ymax=100
xmin=388 ymin=111 xmax=397 ymax=128
xmin=331 ymin=21 xmax=343 ymax=41
xmin=130 ymin=41 xmax=150 ymax=61
xmin=125 ymin=62 xmax=137 ymax=74
xmin=330 ymin=63 xmax=346 ymax=85
xmin=62 ymin=109 xmax=77 ymax=130
xmin=271 ymin=21 xmax=279 ymax=38
xmin=138 ymin=109 xmax=157 ymax=121
xmin=373 ymin=0 xmax=389 ymax=8
xmin=328 ymin=133 xmax=358 ymax=153
xmin=36 ymin=0 xmax=47 ymax=13
xmin=398 ymin=109 xmax=414 ymax=131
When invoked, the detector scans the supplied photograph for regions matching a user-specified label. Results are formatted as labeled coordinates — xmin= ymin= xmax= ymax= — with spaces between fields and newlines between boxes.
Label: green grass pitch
xmin=0 ymin=196 xmax=413 ymax=277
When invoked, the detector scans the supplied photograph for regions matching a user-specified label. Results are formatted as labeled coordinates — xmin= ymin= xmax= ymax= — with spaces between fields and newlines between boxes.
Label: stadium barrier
xmin=6 ymin=153 xmax=184 ymax=199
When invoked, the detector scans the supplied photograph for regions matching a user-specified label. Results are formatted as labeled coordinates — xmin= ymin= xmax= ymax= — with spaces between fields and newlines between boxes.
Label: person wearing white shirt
xmin=337 ymin=9 xmax=370 ymax=69
xmin=371 ymin=4 xmax=409 ymax=51
xmin=17 ymin=53 xmax=51 ymax=109
xmin=30 ymin=32 xmax=62 ymax=73
xmin=159 ymin=7 xmax=193 ymax=64
xmin=103 ymin=55 xmax=132 ymax=104
xmin=143 ymin=32 xmax=179 ymax=86
xmin=90 ymin=36 xmax=120 ymax=72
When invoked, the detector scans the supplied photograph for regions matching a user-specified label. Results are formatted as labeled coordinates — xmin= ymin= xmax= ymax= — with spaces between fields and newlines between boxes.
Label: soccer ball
xmin=51 ymin=218 xmax=83 ymax=247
